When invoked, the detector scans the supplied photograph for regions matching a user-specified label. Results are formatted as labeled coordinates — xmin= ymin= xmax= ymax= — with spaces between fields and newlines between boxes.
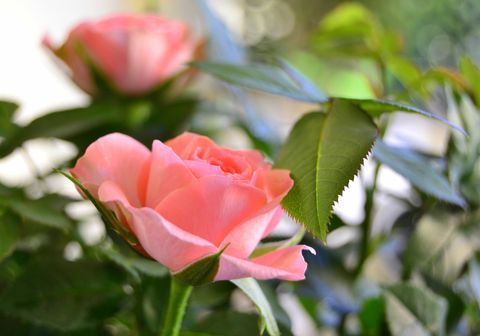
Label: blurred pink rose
xmin=43 ymin=14 xmax=199 ymax=96
xmin=71 ymin=132 xmax=313 ymax=281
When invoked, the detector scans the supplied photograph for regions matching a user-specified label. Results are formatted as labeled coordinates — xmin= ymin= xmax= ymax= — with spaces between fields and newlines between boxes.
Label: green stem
xmin=355 ymin=163 xmax=381 ymax=276
xmin=160 ymin=277 xmax=193 ymax=336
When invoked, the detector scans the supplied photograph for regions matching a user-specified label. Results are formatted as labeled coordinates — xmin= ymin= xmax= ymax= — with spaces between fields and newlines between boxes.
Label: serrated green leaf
xmin=193 ymin=61 xmax=326 ymax=103
xmin=231 ymin=278 xmax=280 ymax=336
xmin=173 ymin=245 xmax=227 ymax=286
xmin=275 ymin=99 xmax=377 ymax=240
xmin=384 ymin=283 xmax=447 ymax=336
xmin=0 ymin=211 xmax=20 ymax=262
xmin=373 ymin=140 xmax=466 ymax=207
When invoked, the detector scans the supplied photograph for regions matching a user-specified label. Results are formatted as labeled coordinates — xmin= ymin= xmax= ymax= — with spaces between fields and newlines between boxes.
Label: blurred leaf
xmin=404 ymin=212 xmax=473 ymax=284
xmin=275 ymin=99 xmax=377 ymax=240
xmin=312 ymin=3 xmax=381 ymax=58
xmin=232 ymin=278 xmax=279 ymax=336
xmin=460 ymin=56 xmax=480 ymax=104
xmin=0 ymin=211 xmax=20 ymax=262
xmin=189 ymin=311 xmax=262 ymax=336
xmin=8 ymin=195 xmax=74 ymax=231
xmin=0 ymin=100 xmax=19 ymax=138
xmin=384 ymin=283 xmax=447 ymax=336
xmin=0 ymin=101 xmax=119 ymax=158
xmin=100 ymin=244 xmax=167 ymax=282
xmin=0 ymin=256 xmax=125 ymax=331
xmin=469 ymin=258 xmax=480 ymax=307
xmin=359 ymin=296 xmax=386 ymax=336
xmin=193 ymin=61 xmax=327 ymax=103
xmin=387 ymin=56 xmax=423 ymax=89
xmin=423 ymin=274 xmax=466 ymax=332
xmin=373 ymin=140 xmax=466 ymax=206
xmin=349 ymin=99 xmax=466 ymax=134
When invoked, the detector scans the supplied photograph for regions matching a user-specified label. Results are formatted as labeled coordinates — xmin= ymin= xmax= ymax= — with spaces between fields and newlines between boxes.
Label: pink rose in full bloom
xmin=43 ymin=14 xmax=199 ymax=96
xmin=71 ymin=132 xmax=313 ymax=282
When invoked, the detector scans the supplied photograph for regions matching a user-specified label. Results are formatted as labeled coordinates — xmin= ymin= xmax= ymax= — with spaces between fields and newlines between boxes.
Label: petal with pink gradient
xmin=156 ymin=175 xmax=267 ymax=246
xmin=97 ymin=181 xmax=218 ymax=272
xmin=128 ymin=207 xmax=218 ymax=272
xmin=166 ymin=132 xmax=217 ymax=159
xmin=142 ymin=140 xmax=196 ymax=208
xmin=71 ymin=133 xmax=149 ymax=207
xmin=219 ymin=206 xmax=284 ymax=259
xmin=215 ymin=245 xmax=315 ymax=281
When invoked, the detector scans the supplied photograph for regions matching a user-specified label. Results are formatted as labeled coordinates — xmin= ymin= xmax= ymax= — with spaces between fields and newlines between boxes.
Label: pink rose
xmin=43 ymin=14 xmax=199 ymax=96
xmin=71 ymin=132 xmax=313 ymax=281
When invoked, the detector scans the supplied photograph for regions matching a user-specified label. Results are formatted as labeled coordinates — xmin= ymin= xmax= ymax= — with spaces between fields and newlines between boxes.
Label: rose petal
xmin=254 ymin=169 xmax=293 ymax=203
xmin=215 ymin=245 xmax=315 ymax=281
xmin=166 ymin=132 xmax=216 ymax=159
xmin=220 ymin=206 xmax=284 ymax=259
xmin=155 ymin=175 xmax=266 ymax=246
xmin=142 ymin=140 xmax=196 ymax=208
xmin=98 ymin=181 xmax=218 ymax=272
xmin=71 ymin=133 xmax=150 ymax=207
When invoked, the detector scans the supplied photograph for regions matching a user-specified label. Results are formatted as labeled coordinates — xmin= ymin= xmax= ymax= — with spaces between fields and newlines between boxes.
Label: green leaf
xmin=349 ymin=99 xmax=466 ymax=135
xmin=0 ymin=101 xmax=19 ymax=138
xmin=469 ymin=259 xmax=480 ymax=306
xmin=0 ymin=256 xmax=125 ymax=331
xmin=404 ymin=212 xmax=474 ymax=284
xmin=359 ymin=296 xmax=386 ymax=336
xmin=460 ymin=56 xmax=480 ymax=104
xmin=189 ymin=311 xmax=262 ymax=336
xmin=0 ymin=102 xmax=118 ymax=158
xmin=275 ymin=99 xmax=377 ymax=240
xmin=373 ymin=139 xmax=466 ymax=207
xmin=193 ymin=61 xmax=327 ymax=103
xmin=0 ymin=211 xmax=20 ymax=262
xmin=99 ymin=244 xmax=167 ymax=282
xmin=231 ymin=278 xmax=280 ymax=336
xmin=173 ymin=245 xmax=227 ymax=286
xmin=8 ymin=196 xmax=74 ymax=231
xmin=384 ymin=283 xmax=447 ymax=336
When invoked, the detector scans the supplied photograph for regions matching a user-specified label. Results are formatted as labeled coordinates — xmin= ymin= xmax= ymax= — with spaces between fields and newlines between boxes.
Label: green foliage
xmin=373 ymin=140 xmax=465 ymax=206
xmin=231 ymin=278 xmax=279 ymax=336
xmin=358 ymin=297 xmax=386 ymax=336
xmin=275 ymin=99 xmax=377 ymax=240
xmin=404 ymin=212 xmax=474 ymax=284
xmin=0 ymin=255 xmax=126 ymax=331
xmin=193 ymin=61 xmax=327 ymax=103
xmin=384 ymin=283 xmax=448 ymax=336
xmin=0 ymin=100 xmax=19 ymax=138
xmin=0 ymin=211 xmax=20 ymax=262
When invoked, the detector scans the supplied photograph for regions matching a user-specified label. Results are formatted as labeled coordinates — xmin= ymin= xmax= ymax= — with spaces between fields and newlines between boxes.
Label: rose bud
xmin=70 ymin=132 xmax=313 ymax=284
xmin=43 ymin=14 xmax=199 ymax=96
